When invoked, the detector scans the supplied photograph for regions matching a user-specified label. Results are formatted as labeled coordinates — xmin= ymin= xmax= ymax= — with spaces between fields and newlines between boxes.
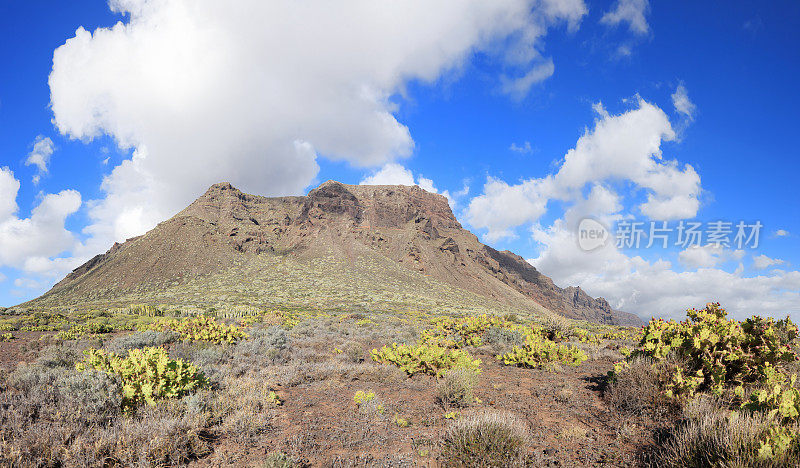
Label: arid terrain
xmin=1 ymin=183 xmax=797 ymax=467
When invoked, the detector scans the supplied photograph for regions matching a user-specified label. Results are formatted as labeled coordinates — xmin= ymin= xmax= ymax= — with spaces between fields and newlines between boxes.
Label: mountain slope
xmin=23 ymin=181 xmax=641 ymax=325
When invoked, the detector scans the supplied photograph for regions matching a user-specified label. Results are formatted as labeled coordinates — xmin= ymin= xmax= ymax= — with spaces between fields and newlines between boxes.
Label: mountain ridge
xmin=23 ymin=181 xmax=641 ymax=326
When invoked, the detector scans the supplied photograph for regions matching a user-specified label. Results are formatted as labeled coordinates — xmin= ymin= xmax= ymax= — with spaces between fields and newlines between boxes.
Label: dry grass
xmin=437 ymin=369 xmax=478 ymax=408
xmin=654 ymin=396 xmax=798 ymax=468
xmin=605 ymin=356 xmax=674 ymax=417
xmin=440 ymin=410 xmax=530 ymax=467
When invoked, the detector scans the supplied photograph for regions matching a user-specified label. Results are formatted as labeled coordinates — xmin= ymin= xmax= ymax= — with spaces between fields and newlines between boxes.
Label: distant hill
xmin=21 ymin=181 xmax=642 ymax=326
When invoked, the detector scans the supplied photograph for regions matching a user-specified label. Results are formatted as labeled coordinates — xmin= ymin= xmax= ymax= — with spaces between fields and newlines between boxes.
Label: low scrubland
xmin=0 ymin=302 xmax=797 ymax=466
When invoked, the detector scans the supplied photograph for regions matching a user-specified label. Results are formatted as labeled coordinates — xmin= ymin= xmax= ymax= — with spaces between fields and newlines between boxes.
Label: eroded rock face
xmin=27 ymin=181 xmax=641 ymax=326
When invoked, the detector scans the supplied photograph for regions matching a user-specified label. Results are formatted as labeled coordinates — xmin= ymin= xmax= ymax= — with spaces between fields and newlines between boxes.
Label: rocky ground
xmin=0 ymin=311 xmax=668 ymax=467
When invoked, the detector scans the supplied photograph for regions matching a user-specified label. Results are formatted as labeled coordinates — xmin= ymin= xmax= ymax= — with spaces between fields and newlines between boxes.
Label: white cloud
xmin=671 ymin=84 xmax=696 ymax=120
xmin=775 ymin=229 xmax=790 ymax=237
xmin=48 ymin=0 xmax=587 ymax=254
xmin=678 ymin=245 xmax=744 ymax=269
xmin=466 ymin=177 xmax=552 ymax=241
xmin=529 ymin=218 xmax=800 ymax=321
xmin=469 ymin=95 xmax=799 ymax=321
xmin=14 ymin=278 xmax=42 ymax=289
xmin=601 ymin=0 xmax=650 ymax=35
xmin=360 ymin=163 xmax=454 ymax=207
xmin=0 ymin=168 xmax=82 ymax=275
xmin=360 ymin=163 xmax=416 ymax=186
xmin=500 ymin=60 xmax=555 ymax=100
xmin=24 ymin=136 xmax=55 ymax=185
xmin=466 ymin=98 xmax=701 ymax=240
xmin=753 ymin=254 xmax=785 ymax=270
xmin=509 ymin=141 xmax=533 ymax=154
xmin=0 ymin=167 xmax=20 ymax=222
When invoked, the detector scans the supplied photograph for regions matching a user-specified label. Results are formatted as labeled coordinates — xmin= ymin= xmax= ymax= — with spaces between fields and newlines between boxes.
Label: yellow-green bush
xmin=497 ymin=333 xmax=588 ymax=369
xmin=0 ymin=332 xmax=13 ymax=341
xmin=615 ymin=303 xmax=800 ymax=461
xmin=370 ymin=342 xmax=481 ymax=377
xmin=55 ymin=322 xmax=114 ymax=340
xmin=76 ymin=347 xmax=208 ymax=411
xmin=420 ymin=314 xmax=507 ymax=348
xmin=633 ymin=303 xmax=798 ymax=398
xmin=147 ymin=316 xmax=247 ymax=344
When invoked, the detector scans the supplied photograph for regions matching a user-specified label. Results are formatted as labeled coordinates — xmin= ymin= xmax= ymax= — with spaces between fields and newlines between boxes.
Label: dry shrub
xmin=90 ymin=404 xmax=212 ymax=467
xmin=606 ymin=356 xmax=674 ymax=417
xmin=212 ymin=377 xmax=276 ymax=444
xmin=654 ymin=397 xmax=799 ymax=468
xmin=261 ymin=452 xmax=297 ymax=468
xmin=0 ymin=367 xmax=210 ymax=467
xmin=104 ymin=330 xmax=180 ymax=354
xmin=542 ymin=316 xmax=571 ymax=340
xmin=437 ymin=369 xmax=478 ymax=408
xmin=440 ymin=410 xmax=530 ymax=467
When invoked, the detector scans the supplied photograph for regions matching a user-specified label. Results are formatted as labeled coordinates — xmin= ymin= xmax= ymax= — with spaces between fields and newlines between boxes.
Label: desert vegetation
xmin=0 ymin=302 xmax=797 ymax=466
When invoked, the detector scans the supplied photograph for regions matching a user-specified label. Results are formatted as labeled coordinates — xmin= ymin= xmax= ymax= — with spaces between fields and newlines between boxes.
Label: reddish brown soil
xmin=0 ymin=332 xmax=51 ymax=369
xmin=193 ymin=350 xmax=658 ymax=467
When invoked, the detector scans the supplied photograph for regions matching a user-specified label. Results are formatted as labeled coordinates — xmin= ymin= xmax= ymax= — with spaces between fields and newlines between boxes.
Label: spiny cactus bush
xmin=55 ymin=322 xmax=114 ymax=340
xmin=147 ymin=316 xmax=247 ymax=344
xmin=420 ymin=314 xmax=509 ymax=348
xmin=497 ymin=333 xmax=588 ymax=369
xmin=370 ymin=342 xmax=481 ymax=377
xmin=632 ymin=303 xmax=798 ymax=398
xmin=570 ymin=327 xmax=600 ymax=344
xmin=127 ymin=303 xmax=164 ymax=317
xmin=614 ymin=303 xmax=800 ymax=462
xmin=75 ymin=346 xmax=209 ymax=411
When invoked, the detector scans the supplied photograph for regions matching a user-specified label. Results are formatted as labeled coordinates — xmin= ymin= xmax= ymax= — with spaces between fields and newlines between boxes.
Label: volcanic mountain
xmin=23 ymin=181 xmax=641 ymax=325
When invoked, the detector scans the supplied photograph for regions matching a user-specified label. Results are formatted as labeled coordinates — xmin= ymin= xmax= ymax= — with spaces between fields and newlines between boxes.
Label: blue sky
xmin=0 ymin=0 xmax=798 ymax=320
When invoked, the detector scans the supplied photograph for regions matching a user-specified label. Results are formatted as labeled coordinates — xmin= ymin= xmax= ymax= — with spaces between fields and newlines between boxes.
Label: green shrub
xmin=0 ymin=332 xmax=13 ymax=341
xmin=370 ymin=342 xmax=481 ymax=377
xmin=76 ymin=346 xmax=209 ymax=411
xmin=54 ymin=322 xmax=114 ymax=340
xmin=634 ymin=303 xmax=798 ymax=398
xmin=262 ymin=452 xmax=297 ymax=468
xmin=440 ymin=411 xmax=530 ymax=467
xmin=149 ymin=316 xmax=247 ymax=344
xmin=483 ymin=327 xmax=525 ymax=348
xmin=497 ymin=334 xmax=588 ymax=369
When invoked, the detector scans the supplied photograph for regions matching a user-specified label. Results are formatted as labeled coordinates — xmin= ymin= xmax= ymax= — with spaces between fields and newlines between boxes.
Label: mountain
xmin=22 ymin=181 xmax=641 ymax=326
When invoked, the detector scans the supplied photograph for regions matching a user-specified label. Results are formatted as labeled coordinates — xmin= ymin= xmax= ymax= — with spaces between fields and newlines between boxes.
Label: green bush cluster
xmin=420 ymin=314 xmax=509 ymax=348
xmin=0 ymin=332 xmax=13 ymax=341
xmin=147 ymin=316 xmax=247 ymax=344
xmin=616 ymin=303 xmax=800 ymax=461
xmin=370 ymin=342 xmax=481 ymax=377
xmin=497 ymin=332 xmax=588 ymax=369
xmin=76 ymin=346 xmax=209 ymax=411
xmin=633 ymin=303 xmax=797 ymax=398
xmin=55 ymin=322 xmax=114 ymax=340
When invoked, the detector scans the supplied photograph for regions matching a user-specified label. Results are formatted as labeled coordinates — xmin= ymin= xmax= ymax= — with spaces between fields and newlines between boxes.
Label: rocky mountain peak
xmin=24 ymin=180 xmax=641 ymax=326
